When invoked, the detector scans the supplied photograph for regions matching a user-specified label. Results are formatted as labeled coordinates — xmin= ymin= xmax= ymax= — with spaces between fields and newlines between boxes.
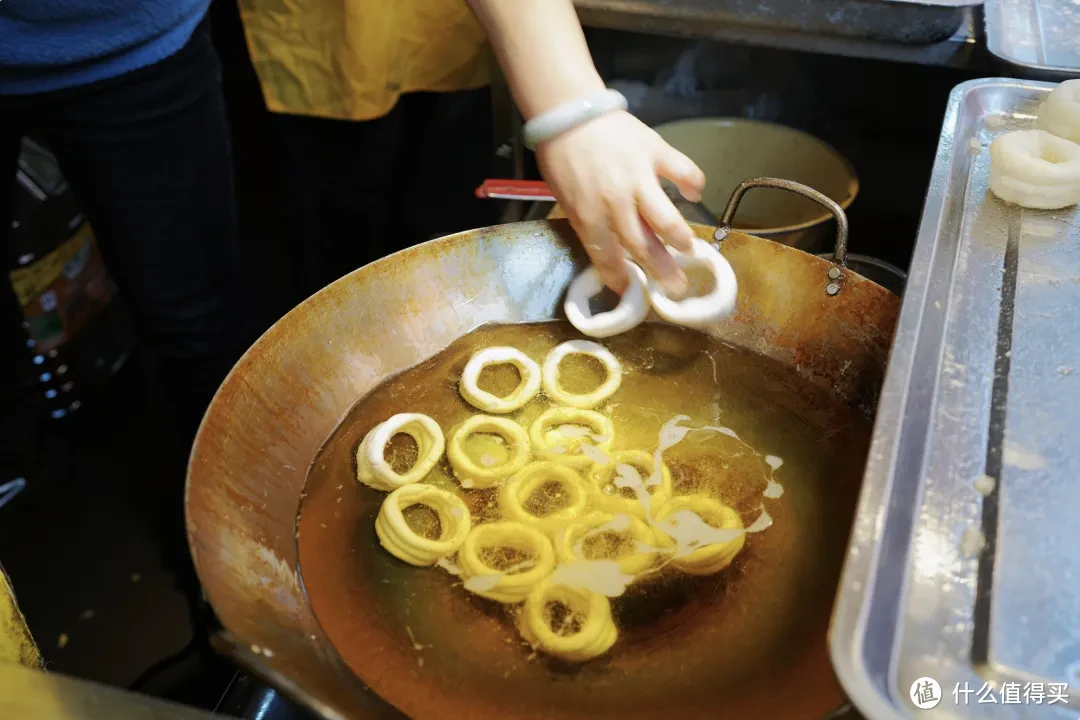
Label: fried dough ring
xmin=458 ymin=521 xmax=556 ymax=603
xmin=652 ymin=495 xmax=746 ymax=575
xmin=446 ymin=415 xmax=531 ymax=489
xmin=586 ymin=450 xmax=673 ymax=520
xmin=541 ymin=340 xmax=622 ymax=409
xmin=553 ymin=512 xmax=666 ymax=576
xmin=646 ymin=238 xmax=738 ymax=327
xmin=518 ymin=578 xmax=618 ymax=661
xmin=529 ymin=407 xmax=614 ymax=469
xmin=375 ymin=484 xmax=471 ymax=566
xmin=564 ymin=262 xmax=650 ymax=338
xmin=459 ymin=346 xmax=541 ymax=413
xmin=499 ymin=462 xmax=590 ymax=534
xmin=356 ymin=413 xmax=445 ymax=491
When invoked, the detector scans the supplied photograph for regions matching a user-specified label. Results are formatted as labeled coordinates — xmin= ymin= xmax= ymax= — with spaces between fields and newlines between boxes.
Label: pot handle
xmin=715 ymin=177 xmax=849 ymax=269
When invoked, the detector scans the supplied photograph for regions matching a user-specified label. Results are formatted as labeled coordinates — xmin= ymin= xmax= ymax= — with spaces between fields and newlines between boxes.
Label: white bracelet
xmin=522 ymin=89 xmax=628 ymax=150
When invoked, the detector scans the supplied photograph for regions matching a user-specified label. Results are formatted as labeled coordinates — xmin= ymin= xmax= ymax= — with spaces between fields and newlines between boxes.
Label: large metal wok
xmin=186 ymin=179 xmax=900 ymax=719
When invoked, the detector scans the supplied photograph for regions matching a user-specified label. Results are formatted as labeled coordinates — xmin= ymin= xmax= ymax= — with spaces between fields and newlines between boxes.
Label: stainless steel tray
xmin=573 ymin=0 xmax=976 ymax=46
xmin=985 ymin=0 xmax=1080 ymax=77
xmin=831 ymin=78 xmax=1080 ymax=719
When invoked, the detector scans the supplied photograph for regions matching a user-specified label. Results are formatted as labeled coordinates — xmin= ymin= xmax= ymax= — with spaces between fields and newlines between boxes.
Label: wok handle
xmin=717 ymin=177 xmax=849 ymax=268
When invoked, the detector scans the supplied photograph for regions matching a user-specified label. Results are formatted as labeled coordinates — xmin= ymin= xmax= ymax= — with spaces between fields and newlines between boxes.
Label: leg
xmin=273 ymin=107 xmax=407 ymax=297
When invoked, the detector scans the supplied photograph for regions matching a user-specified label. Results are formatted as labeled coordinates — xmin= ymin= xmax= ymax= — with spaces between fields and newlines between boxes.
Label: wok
xmin=186 ymin=178 xmax=900 ymax=719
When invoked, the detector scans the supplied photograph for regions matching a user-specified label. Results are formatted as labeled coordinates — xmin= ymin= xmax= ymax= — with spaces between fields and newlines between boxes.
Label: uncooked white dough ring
xmin=458 ymin=521 xmax=556 ymax=603
xmin=652 ymin=495 xmax=746 ymax=576
xmin=529 ymin=407 xmax=614 ymax=469
xmin=499 ymin=461 xmax=590 ymax=534
xmin=564 ymin=261 xmax=650 ymax=338
xmin=1035 ymin=79 xmax=1080 ymax=144
xmin=989 ymin=129 xmax=1080 ymax=210
xmin=541 ymin=340 xmax=622 ymax=409
xmin=356 ymin=413 xmax=445 ymax=491
xmin=647 ymin=238 xmax=738 ymax=327
xmin=375 ymin=484 xmax=472 ymax=566
xmin=459 ymin=347 xmax=541 ymax=413
xmin=446 ymin=415 xmax=531 ymax=489
xmin=518 ymin=578 xmax=618 ymax=661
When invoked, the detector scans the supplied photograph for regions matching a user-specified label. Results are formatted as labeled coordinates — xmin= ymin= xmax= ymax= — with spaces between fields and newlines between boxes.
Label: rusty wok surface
xmin=186 ymin=219 xmax=900 ymax=720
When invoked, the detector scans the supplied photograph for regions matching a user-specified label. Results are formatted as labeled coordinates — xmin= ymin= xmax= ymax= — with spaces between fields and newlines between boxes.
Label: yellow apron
xmin=238 ymin=0 xmax=493 ymax=121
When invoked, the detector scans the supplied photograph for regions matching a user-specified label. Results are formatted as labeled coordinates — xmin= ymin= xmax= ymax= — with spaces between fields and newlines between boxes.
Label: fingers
xmin=655 ymin=147 xmax=706 ymax=204
xmin=572 ymin=216 xmax=628 ymax=294
xmin=636 ymin=182 xmax=694 ymax=252
xmin=610 ymin=202 xmax=686 ymax=296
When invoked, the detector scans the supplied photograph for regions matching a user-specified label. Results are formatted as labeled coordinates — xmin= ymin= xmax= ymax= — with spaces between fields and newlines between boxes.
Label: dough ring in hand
xmin=1035 ymin=79 xmax=1080 ymax=144
xmin=989 ymin=129 xmax=1080 ymax=210
xmin=529 ymin=407 xmax=614 ymax=469
xmin=518 ymin=578 xmax=618 ymax=661
xmin=587 ymin=450 xmax=673 ymax=520
xmin=459 ymin=347 xmax=541 ymax=413
xmin=647 ymin=238 xmax=737 ymax=327
xmin=375 ymin=484 xmax=471 ymax=566
xmin=356 ymin=413 xmax=445 ymax=491
xmin=554 ymin=512 xmax=667 ymax=576
xmin=564 ymin=261 xmax=649 ymax=338
xmin=499 ymin=461 xmax=590 ymax=534
xmin=447 ymin=415 xmax=531 ymax=489
xmin=542 ymin=340 xmax=622 ymax=409
xmin=458 ymin=521 xmax=556 ymax=603
xmin=652 ymin=495 xmax=746 ymax=576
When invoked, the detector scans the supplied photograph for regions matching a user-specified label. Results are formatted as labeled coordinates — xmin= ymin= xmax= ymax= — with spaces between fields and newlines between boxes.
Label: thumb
xmin=655 ymin=147 xmax=706 ymax=204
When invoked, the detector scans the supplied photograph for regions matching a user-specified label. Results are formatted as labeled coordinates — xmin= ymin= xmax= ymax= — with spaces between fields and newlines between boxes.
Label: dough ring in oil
xmin=529 ymin=407 xmax=614 ymax=469
xmin=652 ymin=495 xmax=746 ymax=576
xmin=356 ymin=413 xmax=445 ymax=491
xmin=646 ymin=238 xmax=738 ymax=328
xmin=989 ymin=129 xmax=1080 ymax=210
xmin=459 ymin=346 xmax=541 ymax=414
xmin=541 ymin=340 xmax=622 ymax=409
xmin=499 ymin=462 xmax=590 ymax=534
xmin=587 ymin=450 xmax=673 ymax=520
xmin=518 ymin=578 xmax=618 ymax=662
xmin=564 ymin=261 xmax=650 ymax=338
xmin=375 ymin=484 xmax=471 ymax=566
xmin=1035 ymin=79 xmax=1080 ymax=144
xmin=458 ymin=521 xmax=556 ymax=603
xmin=554 ymin=512 xmax=667 ymax=576
xmin=446 ymin=415 xmax=531 ymax=489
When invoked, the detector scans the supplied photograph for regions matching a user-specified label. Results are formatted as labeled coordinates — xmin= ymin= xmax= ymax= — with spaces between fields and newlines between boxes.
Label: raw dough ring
xmin=518 ymin=578 xmax=618 ymax=661
xmin=375 ymin=484 xmax=472 ymax=566
xmin=356 ymin=413 xmax=445 ymax=491
xmin=1035 ymin=79 xmax=1080 ymax=144
xmin=446 ymin=415 xmax=531 ymax=489
xmin=459 ymin=346 xmax=541 ymax=413
xmin=652 ymin=495 xmax=746 ymax=575
xmin=564 ymin=261 xmax=650 ymax=338
xmin=499 ymin=461 xmax=590 ymax=534
xmin=541 ymin=340 xmax=622 ymax=409
xmin=989 ymin=129 xmax=1080 ymax=210
xmin=586 ymin=450 xmax=673 ymax=520
xmin=458 ymin=521 xmax=556 ymax=603
xmin=554 ymin=512 xmax=666 ymax=576
xmin=647 ymin=238 xmax=738 ymax=327
xmin=529 ymin=407 xmax=614 ymax=469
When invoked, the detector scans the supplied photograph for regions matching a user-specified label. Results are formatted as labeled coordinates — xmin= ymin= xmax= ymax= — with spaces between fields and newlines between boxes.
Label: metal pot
xmin=186 ymin=179 xmax=899 ymax=720
xmin=816 ymin=252 xmax=907 ymax=297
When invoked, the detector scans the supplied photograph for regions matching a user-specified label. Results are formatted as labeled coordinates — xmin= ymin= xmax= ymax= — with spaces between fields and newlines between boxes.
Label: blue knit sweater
xmin=0 ymin=0 xmax=211 ymax=95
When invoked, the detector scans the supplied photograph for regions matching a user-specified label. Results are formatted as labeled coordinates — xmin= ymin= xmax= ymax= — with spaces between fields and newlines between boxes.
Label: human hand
xmin=536 ymin=110 xmax=706 ymax=295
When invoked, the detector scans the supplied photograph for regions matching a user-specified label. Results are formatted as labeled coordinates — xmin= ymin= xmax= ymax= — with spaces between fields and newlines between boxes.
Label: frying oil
xmin=297 ymin=321 xmax=871 ymax=719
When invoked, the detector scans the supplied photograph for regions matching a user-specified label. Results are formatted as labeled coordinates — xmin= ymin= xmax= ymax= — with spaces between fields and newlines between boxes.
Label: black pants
xmin=0 ymin=20 xmax=256 ymax=601
xmin=273 ymin=88 xmax=500 ymax=298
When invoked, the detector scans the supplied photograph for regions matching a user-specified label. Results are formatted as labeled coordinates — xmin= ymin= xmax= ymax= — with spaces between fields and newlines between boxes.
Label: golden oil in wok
xmin=297 ymin=321 xmax=871 ymax=719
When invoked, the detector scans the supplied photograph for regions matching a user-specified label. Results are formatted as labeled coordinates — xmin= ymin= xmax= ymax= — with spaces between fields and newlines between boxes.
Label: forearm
xmin=466 ymin=0 xmax=605 ymax=120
